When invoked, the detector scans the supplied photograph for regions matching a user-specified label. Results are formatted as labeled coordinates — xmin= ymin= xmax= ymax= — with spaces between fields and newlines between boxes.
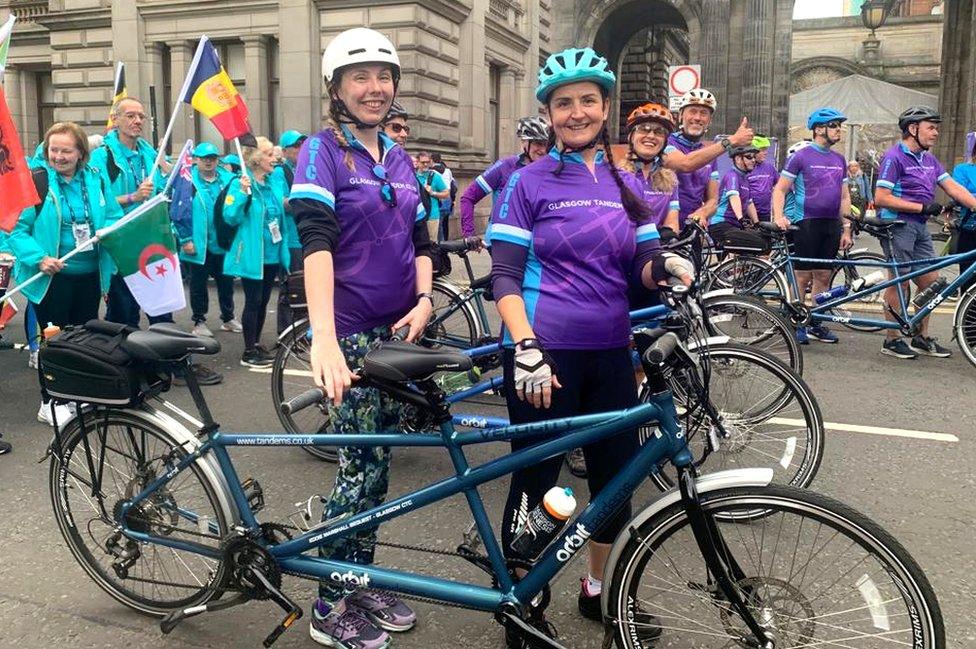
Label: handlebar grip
xmin=281 ymin=388 xmax=325 ymax=415
xmin=464 ymin=236 xmax=483 ymax=251
xmin=643 ymin=332 xmax=680 ymax=367
xmin=390 ymin=325 xmax=412 ymax=342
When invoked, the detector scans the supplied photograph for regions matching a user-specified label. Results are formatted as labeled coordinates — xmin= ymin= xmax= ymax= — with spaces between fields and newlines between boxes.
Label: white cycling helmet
xmin=678 ymin=89 xmax=717 ymax=113
xmin=786 ymin=139 xmax=813 ymax=158
xmin=322 ymin=28 xmax=401 ymax=84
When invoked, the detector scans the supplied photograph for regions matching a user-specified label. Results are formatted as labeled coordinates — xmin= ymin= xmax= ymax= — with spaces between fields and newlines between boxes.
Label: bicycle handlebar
xmin=643 ymin=331 xmax=680 ymax=367
xmin=390 ymin=325 xmax=412 ymax=342
xmin=437 ymin=237 xmax=482 ymax=255
xmin=281 ymin=387 xmax=325 ymax=415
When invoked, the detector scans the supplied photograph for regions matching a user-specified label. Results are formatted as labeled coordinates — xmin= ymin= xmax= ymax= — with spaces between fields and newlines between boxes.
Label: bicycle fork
xmin=678 ymin=466 xmax=775 ymax=649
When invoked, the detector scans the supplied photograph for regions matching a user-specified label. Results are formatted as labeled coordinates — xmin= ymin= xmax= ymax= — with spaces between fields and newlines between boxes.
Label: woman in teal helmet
xmin=491 ymin=46 xmax=664 ymax=643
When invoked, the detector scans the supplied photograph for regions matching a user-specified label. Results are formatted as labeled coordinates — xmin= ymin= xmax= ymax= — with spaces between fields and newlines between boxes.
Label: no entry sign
xmin=668 ymin=65 xmax=701 ymax=97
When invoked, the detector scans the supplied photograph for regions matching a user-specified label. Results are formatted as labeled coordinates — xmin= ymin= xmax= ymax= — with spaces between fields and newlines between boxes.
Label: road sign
xmin=668 ymin=96 xmax=682 ymax=112
xmin=668 ymin=64 xmax=701 ymax=98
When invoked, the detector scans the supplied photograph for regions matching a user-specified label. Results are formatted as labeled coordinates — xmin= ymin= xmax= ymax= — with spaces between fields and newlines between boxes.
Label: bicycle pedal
xmin=241 ymin=477 xmax=265 ymax=513
xmin=498 ymin=607 xmax=565 ymax=649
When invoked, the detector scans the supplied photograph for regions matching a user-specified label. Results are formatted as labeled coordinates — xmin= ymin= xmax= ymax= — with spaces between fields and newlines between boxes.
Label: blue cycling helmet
xmin=807 ymin=107 xmax=847 ymax=130
xmin=535 ymin=47 xmax=616 ymax=103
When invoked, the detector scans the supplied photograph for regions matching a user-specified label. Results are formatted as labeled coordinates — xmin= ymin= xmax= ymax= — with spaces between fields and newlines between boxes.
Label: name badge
xmin=268 ymin=219 xmax=282 ymax=244
xmin=72 ymin=223 xmax=94 ymax=252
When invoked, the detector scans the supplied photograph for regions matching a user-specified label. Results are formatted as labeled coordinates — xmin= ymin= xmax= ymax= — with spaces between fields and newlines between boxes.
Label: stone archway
xmin=791 ymin=56 xmax=870 ymax=93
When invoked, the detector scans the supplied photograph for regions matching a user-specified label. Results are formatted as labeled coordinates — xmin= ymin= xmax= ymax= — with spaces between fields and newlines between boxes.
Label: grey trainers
xmin=881 ymin=338 xmax=917 ymax=360
xmin=220 ymin=318 xmax=243 ymax=333
xmin=309 ymin=598 xmax=390 ymax=649
xmin=346 ymin=589 xmax=417 ymax=632
xmin=909 ymin=335 xmax=952 ymax=358
xmin=192 ymin=322 xmax=214 ymax=337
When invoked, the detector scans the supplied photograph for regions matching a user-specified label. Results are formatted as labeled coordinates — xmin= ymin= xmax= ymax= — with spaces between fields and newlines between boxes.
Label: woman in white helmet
xmin=290 ymin=27 xmax=433 ymax=648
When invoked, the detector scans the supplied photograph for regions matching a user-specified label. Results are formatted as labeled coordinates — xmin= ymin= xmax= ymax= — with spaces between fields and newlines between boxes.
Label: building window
xmin=36 ymin=71 xmax=56 ymax=138
xmin=488 ymin=64 xmax=501 ymax=159
xmin=268 ymin=37 xmax=280 ymax=141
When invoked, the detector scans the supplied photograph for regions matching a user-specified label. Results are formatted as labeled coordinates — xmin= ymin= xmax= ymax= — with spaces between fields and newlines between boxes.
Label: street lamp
xmin=860 ymin=0 xmax=894 ymax=39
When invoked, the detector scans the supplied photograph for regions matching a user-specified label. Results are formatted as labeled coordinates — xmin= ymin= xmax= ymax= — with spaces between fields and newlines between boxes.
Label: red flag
xmin=0 ymin=297 xmax=18 ymax=330
xmin=0 ymin=85 xmax=40 ymax=233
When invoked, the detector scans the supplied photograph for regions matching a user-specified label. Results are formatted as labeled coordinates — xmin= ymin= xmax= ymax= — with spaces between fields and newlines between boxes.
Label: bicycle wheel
xmin=702 ymin=294 xmax=803 ymax=375
xmin=606 ymin=485 xmax=945 ymax=648
xmin=827 ymin=251 xmax=887 ymax=332
xmin=49 ymin=409 xmax=230 ymax=615
xmin=424 ymin=280 xmax=482 ymax=350
xmin=708 ymin=255 xmax=791 ymax=306
xmin=272 ymin=318 xmax=338 ymax=463
xmin=953 ymin=286 xmax=976 ymax=368
xmin=644 ymin=344 xmax=823 ymax=491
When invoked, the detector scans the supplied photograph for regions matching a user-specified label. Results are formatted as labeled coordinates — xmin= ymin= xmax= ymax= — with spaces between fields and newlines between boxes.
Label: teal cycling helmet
xmin=807 ymin=107 xmax=847 ymax=130
xmin=535 ymin=47 xmax=616 ymax=103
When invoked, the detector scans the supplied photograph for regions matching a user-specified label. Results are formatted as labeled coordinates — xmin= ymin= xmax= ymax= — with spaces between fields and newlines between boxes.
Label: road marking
xmin=773 ymin=417 xmax=958 ymax=443
xmin=247 ymin=366 xmax=313 ymax=377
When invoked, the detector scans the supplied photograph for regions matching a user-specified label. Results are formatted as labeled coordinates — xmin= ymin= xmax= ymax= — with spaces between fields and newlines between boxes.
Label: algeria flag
xmin=99 ymin=201 xmax=185 ymax=316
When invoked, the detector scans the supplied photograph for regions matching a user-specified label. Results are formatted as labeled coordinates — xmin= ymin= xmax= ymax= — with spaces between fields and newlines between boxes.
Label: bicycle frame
xmin=117 ymin=389 xmax=690 ymax=612
xmin=762 ymin=243 xmax=976 ymax=331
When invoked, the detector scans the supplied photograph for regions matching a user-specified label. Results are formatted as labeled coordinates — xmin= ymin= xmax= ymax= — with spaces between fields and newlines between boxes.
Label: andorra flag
xmin=179 ymin=36 xmax=254 ymax=143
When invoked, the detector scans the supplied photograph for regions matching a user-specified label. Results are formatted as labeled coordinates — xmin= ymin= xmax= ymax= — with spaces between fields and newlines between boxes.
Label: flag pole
xmin=147 ymin=35 xmax=208 ymax=180
xmin=233 ymin=137 xmax=252 ymax=195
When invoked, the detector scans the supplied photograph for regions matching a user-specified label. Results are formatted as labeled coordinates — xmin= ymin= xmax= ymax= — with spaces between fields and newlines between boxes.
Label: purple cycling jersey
xmin=459 ymin=154 xmax=526 ymax=239
xmin=490 ymin=149 xmax=662 ymax=350
xmin=664 ymin=133 xmax=719 ymax=225
xmin=631 ymin=163 xmax=680 ymax=227
xmin=876 ymin=143 xmax=950 ymax=223
xmin=747 ymin=160 xmax=778 ymax=218
xmin=780 ymin=144 xmax=848 ymax=220
xmin=290 ymin=128 xmax=426 ymax=338
xmin=710 ymin=168 xmax=753 ymax=227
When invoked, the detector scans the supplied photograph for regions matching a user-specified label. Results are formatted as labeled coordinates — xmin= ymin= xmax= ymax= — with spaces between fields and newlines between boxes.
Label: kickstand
xmin=160 ymin=592 xmax=250 ymax=634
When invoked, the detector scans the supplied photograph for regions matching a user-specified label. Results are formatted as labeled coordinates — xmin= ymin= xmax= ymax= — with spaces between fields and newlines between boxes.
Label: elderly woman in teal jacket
xmin=222 ymin=136 xmax=291 ymax=367
xmin=7 ymin=121 xmax=123 ymax=425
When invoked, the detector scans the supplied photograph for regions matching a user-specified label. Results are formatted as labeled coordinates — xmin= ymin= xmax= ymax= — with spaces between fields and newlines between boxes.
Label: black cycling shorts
xmin=793 ymin=218 xmax=841 ymax=270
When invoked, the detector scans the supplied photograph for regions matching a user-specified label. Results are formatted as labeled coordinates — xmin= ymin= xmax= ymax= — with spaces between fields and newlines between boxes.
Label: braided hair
xmin=325 ymin=84 xmax=360 ymax=172
xmin=601 ymin=127 xmax=653 ymax=223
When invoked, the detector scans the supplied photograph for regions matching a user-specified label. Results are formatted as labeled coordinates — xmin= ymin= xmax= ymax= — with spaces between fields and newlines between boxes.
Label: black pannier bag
xmin=720 ymin=228 xmax=772 ymax=255
xmin=39 ymin=320 xmax=170 ymax=406
xmin=284 ymin=270 xmax=308 ymax=312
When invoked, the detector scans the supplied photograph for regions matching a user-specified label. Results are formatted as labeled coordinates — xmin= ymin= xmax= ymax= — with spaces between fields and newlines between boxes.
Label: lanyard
xmin=255 ymin=181 xmax=280 ymax=224
xmin=56 ymin=172 xmax=92 ymax=225
xmin=121 ymin=146 xmax=146 ymax=188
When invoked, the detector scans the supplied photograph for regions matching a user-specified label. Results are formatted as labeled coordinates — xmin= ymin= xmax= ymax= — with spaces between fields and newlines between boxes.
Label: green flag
xmin=99 ymin=201 xmax=185 ymax=316
xmin=0 ymin=15 xmax=15 ymax=79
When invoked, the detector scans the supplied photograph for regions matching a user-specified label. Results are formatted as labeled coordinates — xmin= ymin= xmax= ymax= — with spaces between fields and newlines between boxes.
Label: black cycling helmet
xmin=728 ymin=145 xmax=759 ymax=157
xmin=898 ymin=106 xmax=942 ymax=133
xmin=385 ymin=101 xmax=409 ymax=122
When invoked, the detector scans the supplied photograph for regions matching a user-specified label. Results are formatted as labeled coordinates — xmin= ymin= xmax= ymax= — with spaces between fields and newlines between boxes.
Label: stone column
xmin=697 ymin=0 xmax=731 ymax=133
xmin=740 ymin=0 xmax=775 ymax=134
xmin=770 ymin=0 xmax=794 ymax=161
xmin=111 ymin=0 xmax=146 ymax=97
xmin=936 ymin=0 xmax=976 ymax=167
xmin=277 ymin=0 xmax=319 ymax=136
xmin=242 ymin=35 xmax=269 ymax=137
xmin=458 ymin=0 xmax=488 ymax=155
xmin=4 ymin=67 xmax=26 ymax=139
xmin=168 ymin=39 xmax=195 ymax=147
xmin=143 ymin=42 xmax=165 ymax=146
xmin=498 ymin=67 xmax=518 ymax=156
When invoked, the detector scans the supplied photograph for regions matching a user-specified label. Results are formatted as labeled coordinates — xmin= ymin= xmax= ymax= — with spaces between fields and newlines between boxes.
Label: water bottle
xmin=912 ymin=277 xmax=949 ymax=309
xmin=814 ymin=286 xmax=848 ymax=305
xmin=434 ymin=366 xmax=482 ymax=393
xmin=510 ymin=487 xmax=577 ymax=560
xmin=865 ymin=202 xmax=877 ymax=219
xmin=850 ymin=270 xmax=886 ymax=292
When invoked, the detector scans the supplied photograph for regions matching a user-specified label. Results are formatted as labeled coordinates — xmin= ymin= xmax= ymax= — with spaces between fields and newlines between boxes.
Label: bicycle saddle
xmin=363 ymin=341 xmax=473 ymax=382
xmin=122 ymin=323 xmax=221 ymax=361
xmin=860 ymin=216 xmax=906 ymax=229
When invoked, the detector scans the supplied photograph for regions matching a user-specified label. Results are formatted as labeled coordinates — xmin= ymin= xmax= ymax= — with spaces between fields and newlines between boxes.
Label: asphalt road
xmin=1 ymin=246 xmax=974 ymax=648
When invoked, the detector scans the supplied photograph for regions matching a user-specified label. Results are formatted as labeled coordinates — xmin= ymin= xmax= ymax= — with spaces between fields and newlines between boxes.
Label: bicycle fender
xmin=600 ymin=468 xmax=774 ymax=619
xmin=135 ymin=404 xmax=242 ymax=526
xmin=701 ymin=288 xmax=735 ymax=300
xmin=686 ymin=335 xmax=731 ymax=351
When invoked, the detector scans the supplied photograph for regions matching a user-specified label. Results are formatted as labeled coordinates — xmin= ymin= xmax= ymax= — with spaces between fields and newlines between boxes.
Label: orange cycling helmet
xmin=626 ymin=103 xmax=676 ymax=133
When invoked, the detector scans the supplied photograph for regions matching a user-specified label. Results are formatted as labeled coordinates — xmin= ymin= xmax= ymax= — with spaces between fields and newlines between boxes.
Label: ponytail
xmin=601 ymin=127 xmax=652 ymax=223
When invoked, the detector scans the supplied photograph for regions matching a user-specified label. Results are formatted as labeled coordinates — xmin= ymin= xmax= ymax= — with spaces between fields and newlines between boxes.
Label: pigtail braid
xmin=601 ymin=127 xmax=652 ymax=223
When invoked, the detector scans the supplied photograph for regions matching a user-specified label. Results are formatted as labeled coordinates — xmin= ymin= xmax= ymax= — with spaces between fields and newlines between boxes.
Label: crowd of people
xmin=2 ymin=22 xmax=976 ymax=647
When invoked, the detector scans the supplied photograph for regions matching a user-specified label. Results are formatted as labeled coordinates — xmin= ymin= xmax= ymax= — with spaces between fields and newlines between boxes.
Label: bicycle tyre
xmin=702 ymin=293 xmax=803 ymax=375
xmin=272 ymin=318 xmax=338 ymax=463
xmin=643 ymin=343 xmax=823 ymax=492
xmin=425 ymin=279 xmax=483 ymax=350
xmin=827 ymin=251 xmax=887 ymax=332
xmin=953 ymin=286 xmax=976 ymax=368
xmin=606 ymin=484 xmax=945 ymax=648
xmin=48 ymin=409 xmax=230 ymax=615
xmin=708 ymin=255 xmax=791 ymax=307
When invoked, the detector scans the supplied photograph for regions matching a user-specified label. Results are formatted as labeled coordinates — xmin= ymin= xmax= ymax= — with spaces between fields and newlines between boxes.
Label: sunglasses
xmin=387 ymin=123 xmax=411 ymax=135
xmin=372 ymin=164 xmax=398 ymax=208
xmin=634 ymin=123 xmax=669 ymax=137
xmin=742 ymin=153 xmax=757 ymax=161
xmin=825 ymin=121 xmax=843 ymax=129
